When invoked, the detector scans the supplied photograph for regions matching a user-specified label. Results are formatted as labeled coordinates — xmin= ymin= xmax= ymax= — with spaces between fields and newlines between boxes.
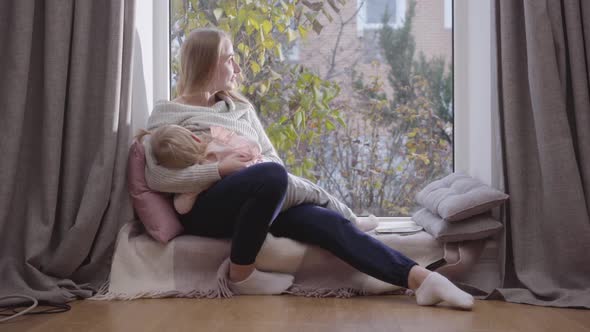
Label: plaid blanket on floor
xmin=91 ymin=221 xmax=446 ymax=300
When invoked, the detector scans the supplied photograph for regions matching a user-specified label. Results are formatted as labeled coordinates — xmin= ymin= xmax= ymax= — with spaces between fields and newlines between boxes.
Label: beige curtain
xmin=0 ymin=0 xmax=135 ymax=305
xmin=491 ymin=0 xmax=590 ymax=307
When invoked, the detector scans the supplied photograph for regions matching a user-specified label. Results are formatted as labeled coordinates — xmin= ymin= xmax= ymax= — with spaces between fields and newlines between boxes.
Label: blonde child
xmin=137 ymin=124 xmax=262 ymax=214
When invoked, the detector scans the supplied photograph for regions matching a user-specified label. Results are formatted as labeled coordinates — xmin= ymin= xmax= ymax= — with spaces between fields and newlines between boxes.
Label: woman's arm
xmin=143 ymin=137 xmax=222 ymax=193
xmin=248 ymin=108 xmax=284 ymax=165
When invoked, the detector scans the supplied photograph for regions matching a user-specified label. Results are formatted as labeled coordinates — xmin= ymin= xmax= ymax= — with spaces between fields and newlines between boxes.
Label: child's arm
xmin=174 ymin=193 xmax=199 ymax=215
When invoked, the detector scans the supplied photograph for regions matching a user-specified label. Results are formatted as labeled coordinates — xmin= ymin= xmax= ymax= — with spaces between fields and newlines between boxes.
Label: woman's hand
xmin=218 ymin=153 xmax=252 ymax=177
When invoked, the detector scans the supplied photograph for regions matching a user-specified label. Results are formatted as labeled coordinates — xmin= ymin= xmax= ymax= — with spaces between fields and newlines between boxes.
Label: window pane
xmin=367 ymin=0 xmax=396 ymax=24
xmin=170 ymin=0 xmax=453 ymax=217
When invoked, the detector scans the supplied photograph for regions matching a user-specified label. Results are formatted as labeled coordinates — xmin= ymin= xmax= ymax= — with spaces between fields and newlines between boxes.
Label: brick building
xmin=293 ymin=0 xmax=452 ymax=94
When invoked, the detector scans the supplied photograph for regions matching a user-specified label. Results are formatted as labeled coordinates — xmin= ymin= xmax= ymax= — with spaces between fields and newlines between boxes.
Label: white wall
xmin=130 ymin=0 xmax=169 ymax=142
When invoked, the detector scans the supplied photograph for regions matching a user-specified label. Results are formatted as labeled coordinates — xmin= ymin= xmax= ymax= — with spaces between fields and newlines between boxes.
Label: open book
xmin=374 ymin=220 xmax=423 ymax=234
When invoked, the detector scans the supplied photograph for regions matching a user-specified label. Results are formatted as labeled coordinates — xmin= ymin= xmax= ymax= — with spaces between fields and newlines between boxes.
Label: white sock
xmin=229 ymin=268 xmax=294 ymax=295
xmin=415 ymin=272 xmax=474 ymax=310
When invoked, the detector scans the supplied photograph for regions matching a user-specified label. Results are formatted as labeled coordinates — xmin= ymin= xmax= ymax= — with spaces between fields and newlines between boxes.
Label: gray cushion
xmin=416 ymin=173 xmax=509 ymax=222
xmin=412 ymin=208 xmax=503 ymax=242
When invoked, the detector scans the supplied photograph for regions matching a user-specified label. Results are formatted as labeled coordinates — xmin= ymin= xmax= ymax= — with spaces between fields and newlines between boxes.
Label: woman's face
xmin=211 ymin=37 xmax=241 ymax=92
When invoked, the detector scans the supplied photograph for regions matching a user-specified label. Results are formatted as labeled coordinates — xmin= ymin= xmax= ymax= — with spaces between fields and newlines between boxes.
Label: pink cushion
xmin=127 ymin=140 xmax=184 ymax=243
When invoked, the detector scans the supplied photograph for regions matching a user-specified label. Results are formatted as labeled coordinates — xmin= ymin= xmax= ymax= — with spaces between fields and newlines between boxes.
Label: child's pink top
xmin=174 ymin=126 xmax=264 ymax=215
xmin=204 ymin=126 xmax=264 ymax=166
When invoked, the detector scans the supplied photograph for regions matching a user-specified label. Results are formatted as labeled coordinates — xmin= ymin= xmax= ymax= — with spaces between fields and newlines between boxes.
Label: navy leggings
xmin=179 ymin=162 xmax=417 ymax=288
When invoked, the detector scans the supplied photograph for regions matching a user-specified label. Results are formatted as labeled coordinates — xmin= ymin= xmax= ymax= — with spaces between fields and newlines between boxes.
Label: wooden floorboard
xmin=3 ymin=296 xmax=589 ymax=332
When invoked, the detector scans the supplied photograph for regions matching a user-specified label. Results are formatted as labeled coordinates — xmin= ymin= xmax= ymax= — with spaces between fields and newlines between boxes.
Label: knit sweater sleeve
xmin=249 ymin=108 xmax=284 ymax=165
xmin=143 ymin=136 xmax=222 ymax=194
xmin=282 ymin=174 xmax=359 ymax=225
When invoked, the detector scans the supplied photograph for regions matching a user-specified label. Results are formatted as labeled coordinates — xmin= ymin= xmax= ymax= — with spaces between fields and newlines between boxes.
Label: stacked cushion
xmin=412 ymin=209 xmax=503 ymax=242
xmin=413 ymin=173 xmax=508 ymax=241
xmin=416 ymin=173 xmax=509 ymax=222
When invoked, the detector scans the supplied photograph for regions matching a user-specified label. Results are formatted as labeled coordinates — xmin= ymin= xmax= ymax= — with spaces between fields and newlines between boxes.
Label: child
xmin=138 ymin=124 xmax=376 ymax=231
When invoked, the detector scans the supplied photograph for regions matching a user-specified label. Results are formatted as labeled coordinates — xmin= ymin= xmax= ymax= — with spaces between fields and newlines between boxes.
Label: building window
xmin=444 ymin=0 xmax=453 ymax=29
xmin=285 ymin=41 xmax=300 ymax=62
xmin=367 ymin=0 xmax=397 ymax=24
xmin=357 ymin=0 xmax=406 ymax=36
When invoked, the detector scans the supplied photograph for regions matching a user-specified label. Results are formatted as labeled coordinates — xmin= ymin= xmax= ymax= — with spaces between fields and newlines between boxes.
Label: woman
xmin=143 ymin=28 xmax=474 ymax=309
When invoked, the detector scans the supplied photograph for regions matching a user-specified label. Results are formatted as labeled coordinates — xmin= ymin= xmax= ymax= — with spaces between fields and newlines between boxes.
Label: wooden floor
xmin=3 ymin=296 xmax=589 ymax=332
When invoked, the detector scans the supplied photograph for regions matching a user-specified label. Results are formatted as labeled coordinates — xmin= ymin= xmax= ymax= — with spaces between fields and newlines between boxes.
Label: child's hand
xmin=218 ymin=153 xmax=251 ymax=177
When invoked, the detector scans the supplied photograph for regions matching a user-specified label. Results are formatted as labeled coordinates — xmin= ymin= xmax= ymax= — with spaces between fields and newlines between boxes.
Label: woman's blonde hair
xmin=177 ymin=27 xmax=251 ymax=106
xmin=136 ymin=125 xmax=211 ymax=169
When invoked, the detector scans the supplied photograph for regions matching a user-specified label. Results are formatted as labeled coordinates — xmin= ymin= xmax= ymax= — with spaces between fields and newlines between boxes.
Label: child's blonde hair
xmin=136 ymin=125 xmax=211 ymax=169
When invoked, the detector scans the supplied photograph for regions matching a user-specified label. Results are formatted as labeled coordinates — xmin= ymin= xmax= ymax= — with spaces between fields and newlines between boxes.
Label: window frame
xmin=133 ymin=0 xmax=494 ymax=220
xmin=154 ymin=0 xmax=170 ymax=102
xmin=453 ymin=0 xmax=493 ymax=187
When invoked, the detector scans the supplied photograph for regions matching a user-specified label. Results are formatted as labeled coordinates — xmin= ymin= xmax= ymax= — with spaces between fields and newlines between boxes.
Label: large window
xmin=169 ymin=0 xmax=453 ymax=217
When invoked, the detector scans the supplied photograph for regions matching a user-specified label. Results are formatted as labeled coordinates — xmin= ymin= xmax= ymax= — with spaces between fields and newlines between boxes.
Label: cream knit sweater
xmin=143 ymin=96 xmax=359 ymax=224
